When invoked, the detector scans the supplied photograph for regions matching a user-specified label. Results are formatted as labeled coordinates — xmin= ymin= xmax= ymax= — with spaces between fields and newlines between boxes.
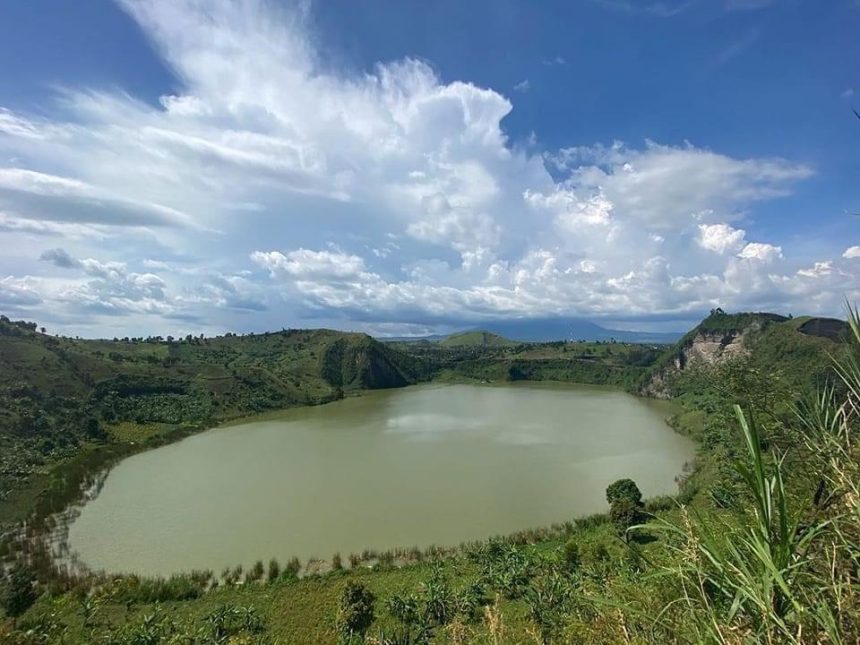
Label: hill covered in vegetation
xmin=437 ymin=330 xmax=516 ymax=348
xmin=0 ymin=308 xmax=857 ymax=643
xmin=0 ymin=318 xmax=432 ymax=529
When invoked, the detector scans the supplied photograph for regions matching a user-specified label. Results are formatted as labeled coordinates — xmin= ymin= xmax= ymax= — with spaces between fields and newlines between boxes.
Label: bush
xmin=267 ymin=558 xmax=280 ymax=582
xmin=562 ymin=539 xmax=580 ymax=572
xmin=337 ymin=581 xmax=375 ymax=641
xmin=609 ymin=498 xmax=640 ymax=542
xmin=0 ymin=563 xmax=37 ymax=617
xmin=103 ymin=573 xmax=208 ymax=604
xmin=606 ymin=478 xmax=642 ymax=506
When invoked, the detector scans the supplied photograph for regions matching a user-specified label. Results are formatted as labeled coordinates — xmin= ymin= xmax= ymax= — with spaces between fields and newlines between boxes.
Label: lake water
xmin=66 ymin=383 xmax=693 ymax=576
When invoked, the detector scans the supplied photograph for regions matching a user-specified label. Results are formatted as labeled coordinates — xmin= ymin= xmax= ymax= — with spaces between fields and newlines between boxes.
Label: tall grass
xmin=649 ymin=303 xmax=860 ymax=643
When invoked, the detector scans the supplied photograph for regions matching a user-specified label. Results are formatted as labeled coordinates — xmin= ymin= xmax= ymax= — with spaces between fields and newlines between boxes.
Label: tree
xmin=0 ymin=563 xmax=37 ymax=617
xmin=337 ymin=581 xmax=375 ymax=641
xmin=609 ymin=497 xmax=640 ymax=542
xmin=606 ymin=478 xmax=642 ymax=507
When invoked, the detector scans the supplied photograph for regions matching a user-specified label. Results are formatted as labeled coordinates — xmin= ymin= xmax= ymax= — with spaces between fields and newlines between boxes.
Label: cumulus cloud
xmin=547 ymin=142 xmax=812 ymax=229
xmin=737 ymin=242 xmax=783 ymax=263
xmin=844 ymin=246 xmax=860 ymax=259
xmin=0 ymin=0 xmax=854 ymax=335
xmin=697 ymin=223 xmax=746 ymax=254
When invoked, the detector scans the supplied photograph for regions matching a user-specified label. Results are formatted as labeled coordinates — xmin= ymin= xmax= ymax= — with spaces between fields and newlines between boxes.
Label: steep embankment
xmin=640 ymin=311 xmax=845 ymax=398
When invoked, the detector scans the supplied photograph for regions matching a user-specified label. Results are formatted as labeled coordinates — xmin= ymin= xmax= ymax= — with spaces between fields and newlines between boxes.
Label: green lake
xmin=65 ymin=383 xmax=694 ymax=576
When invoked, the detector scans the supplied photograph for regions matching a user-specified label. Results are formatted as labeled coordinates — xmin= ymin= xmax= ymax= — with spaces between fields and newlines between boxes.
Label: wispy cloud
xmin=588 ymin=0 xmax=699 ymax=17
xmin=725 ymin=0 xmax=774 ymax=10
xmin=712 ymin=28 xmax=760 ymax=67
xmin=513 ymin=79 xmax=530 ymax=93
xmin=541 ymin=56 xmax=567 ymax=66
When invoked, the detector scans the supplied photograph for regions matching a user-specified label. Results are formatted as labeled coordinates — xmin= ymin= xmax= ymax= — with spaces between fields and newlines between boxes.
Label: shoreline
xmin=45 ymin=380 xmax=690 ymax=580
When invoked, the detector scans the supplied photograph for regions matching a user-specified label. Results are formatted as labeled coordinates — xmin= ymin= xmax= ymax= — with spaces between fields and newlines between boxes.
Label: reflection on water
xmin=66 ymin=382 xmax=693 ymax=576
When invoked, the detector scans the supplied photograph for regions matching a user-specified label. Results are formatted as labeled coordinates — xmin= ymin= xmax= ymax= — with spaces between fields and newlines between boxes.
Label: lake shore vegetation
xmin=0 ymin=308 xmax=856 ymax=642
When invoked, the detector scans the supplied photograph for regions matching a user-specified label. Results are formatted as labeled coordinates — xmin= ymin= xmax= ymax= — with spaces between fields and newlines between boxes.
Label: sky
xmin=0 ymin=0 xmax=858 ymax=338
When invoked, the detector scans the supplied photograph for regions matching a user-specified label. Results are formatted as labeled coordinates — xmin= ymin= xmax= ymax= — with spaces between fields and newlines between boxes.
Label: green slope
xmin=437 ymin=330 xmax=518 ymax=347
xmin=2 ymin=309 xmax=857 ymax=643
xmin=0 ymin=317 xmax=429 ymax=527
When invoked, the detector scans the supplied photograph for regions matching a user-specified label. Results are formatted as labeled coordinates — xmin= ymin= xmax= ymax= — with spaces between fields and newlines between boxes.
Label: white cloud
xmin=547 ymin=141 xmax=812 ymax=229
xmin=0 ymin=0 xmax=851 ymax=335
xmin=513 ymin=80 xmax=530 ymax=93
xmin=737 ymin=242 xmax=783 ymax=263
xmin=844 ymin=246 xmax=860 ymax=259
xmin=697 ymin=223 xmax=746 ymax=254
xmin=797 ymin=261 xmax=833 ymax=278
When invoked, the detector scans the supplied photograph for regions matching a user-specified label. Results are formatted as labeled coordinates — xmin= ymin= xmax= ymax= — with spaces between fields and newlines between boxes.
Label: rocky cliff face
xmin=639 ymin=314 xmax=781 ymax=398
xmin=641 ymin=330 xmax=749 ymax=399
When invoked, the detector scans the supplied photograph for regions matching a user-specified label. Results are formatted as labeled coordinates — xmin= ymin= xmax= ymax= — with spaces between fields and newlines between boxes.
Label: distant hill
xmin=381 ymin=319 xmax=682 ymax=344
xmin=476 ymin=319 xmax=681 ymax=343
xmin=438 ymin=330 xmax=517 ymax=347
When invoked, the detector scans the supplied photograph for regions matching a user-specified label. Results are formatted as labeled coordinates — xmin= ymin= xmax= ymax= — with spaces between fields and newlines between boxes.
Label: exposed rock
xmin=640 ymin=315 xmax=772 ymax=398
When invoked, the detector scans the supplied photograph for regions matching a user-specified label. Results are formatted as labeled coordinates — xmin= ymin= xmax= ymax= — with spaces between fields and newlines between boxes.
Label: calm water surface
xmin=66 ymin=383 xmax=693 ymax=576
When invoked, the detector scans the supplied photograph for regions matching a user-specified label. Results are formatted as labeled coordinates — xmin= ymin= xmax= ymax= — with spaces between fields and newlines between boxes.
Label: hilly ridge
xmin=0 ymin=308 xmax=856 ymax=643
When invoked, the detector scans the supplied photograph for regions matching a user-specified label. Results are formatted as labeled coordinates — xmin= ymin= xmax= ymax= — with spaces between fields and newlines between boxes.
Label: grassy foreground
xmin=1 ymin=309 xmax=858 ymax=642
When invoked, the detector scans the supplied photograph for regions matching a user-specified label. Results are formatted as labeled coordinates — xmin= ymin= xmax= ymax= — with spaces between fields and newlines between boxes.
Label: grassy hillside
xmin=1 ymin=309 xmax=857 ymax=643
xmin=0 ymin=317 xmax=431 ymax=529
xmin=0 ymin=318 xmax=654 ymax=532
xmin=437 ymin=330 xmax=516 ymax=348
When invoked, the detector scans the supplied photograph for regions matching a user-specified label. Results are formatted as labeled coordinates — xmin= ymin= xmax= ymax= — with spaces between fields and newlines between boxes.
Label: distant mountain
xmin=438 ymin=330 xmax=517 ymax=347
xmin=381 ymin=320 xmax=681 ymax=344
xmin=476 ymin=319 xmax=682 ymax=344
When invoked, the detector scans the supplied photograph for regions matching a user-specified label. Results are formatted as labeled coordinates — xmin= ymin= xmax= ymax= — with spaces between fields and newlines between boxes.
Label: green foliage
xmin=0 ymin=562 xmax=37 ymax=617
xmin=337 ymin=581 xmax=376 ymax=641
xmin=2 ymin=307 xmax=858 ymax=643
xmin=437 ymin=330 xmax=517 ymax=348
xmin=203 ymin=604 xmax=265 ymax=643
xmin=606 ymin=478 xmax=643 ymax=506
xmin=267 ymin=558 xmax=280 ymax=582
xmin=524 ymin=572 xmax=571 ymax=645
xmin=561 ymin=539 xmax=580 ymax=572
xmin=102 ymin=572 xmax=210 ymax=604
xmin=609 ymin=498 xmax=640 ymax=542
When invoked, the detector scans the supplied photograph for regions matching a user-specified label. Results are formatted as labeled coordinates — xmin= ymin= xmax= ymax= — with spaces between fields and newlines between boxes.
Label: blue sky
xmin=0 ymin=0 xmax=857 ymax=337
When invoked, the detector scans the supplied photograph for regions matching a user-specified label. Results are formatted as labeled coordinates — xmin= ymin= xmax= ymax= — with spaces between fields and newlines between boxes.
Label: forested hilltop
xmin=0 ymin=309 xmax=857 ymax=643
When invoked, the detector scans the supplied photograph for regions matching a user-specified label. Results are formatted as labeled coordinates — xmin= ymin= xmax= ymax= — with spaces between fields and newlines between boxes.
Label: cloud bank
xmin=0 ymin=0 xmax=856 ymax=336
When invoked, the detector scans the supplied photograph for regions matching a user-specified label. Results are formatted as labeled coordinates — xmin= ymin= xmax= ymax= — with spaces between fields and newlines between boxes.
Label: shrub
xmin=247 ymin=560 xmax=265 ymax=583
xmin=267 ymin=558 xmax=280 ymax=582
xmin=337 ymin=581 xmax=375 ymax=641
xmin=606 ymin=478 xmax=642 ymax=506
xmin=281 ymin=557 xmax=301 ymax=581
xmin=609 ymin=498 xmax=640 ymax=542
xmin=0 ymin=563 xmax=37 ymax=617
xmin=562 ymin=539 xmax=580 ymax=572
xmin=103 ymin=573 xmax=207 ymax=604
